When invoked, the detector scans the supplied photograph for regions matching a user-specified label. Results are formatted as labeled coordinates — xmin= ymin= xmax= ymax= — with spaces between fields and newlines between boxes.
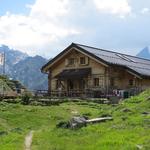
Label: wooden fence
xmin=34 ymin=88 xmax=142 ymax=99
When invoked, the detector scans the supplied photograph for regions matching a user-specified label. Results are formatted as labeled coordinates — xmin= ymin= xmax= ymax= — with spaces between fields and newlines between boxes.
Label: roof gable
xmin=42 ymin=43 xmax=150 ymax=78
xmin=41 ymin=43 xmax=108 ymax=72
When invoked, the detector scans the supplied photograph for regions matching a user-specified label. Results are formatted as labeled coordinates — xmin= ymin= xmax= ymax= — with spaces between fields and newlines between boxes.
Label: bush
xmin=21 ymin=92 xmax=32 ymax=105
xmin=56 ymin=121 xmax=69 ymax=128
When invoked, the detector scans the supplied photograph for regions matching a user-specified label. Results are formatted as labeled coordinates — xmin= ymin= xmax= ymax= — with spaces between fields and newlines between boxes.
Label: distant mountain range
xmin=0 ymin=45 xmax=48 ymax=90
xmin=136 ymin=46 xmax=150 ymax=59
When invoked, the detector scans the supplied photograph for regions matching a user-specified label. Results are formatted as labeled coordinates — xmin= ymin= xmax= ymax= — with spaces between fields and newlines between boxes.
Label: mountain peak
xmin=136 ymin=46 xmax=150 ymax=59
xmin=0 ymin=44 xmax=48 ymax=90
xmin=0 ymin=44 xmax=10 ymax=52
xmin=142 ymin=46 xmax=150 ymax=52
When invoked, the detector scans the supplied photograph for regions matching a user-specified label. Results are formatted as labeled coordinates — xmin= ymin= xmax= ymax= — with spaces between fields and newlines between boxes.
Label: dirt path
xmin=24 ymin=130 xmax=34 ymax=150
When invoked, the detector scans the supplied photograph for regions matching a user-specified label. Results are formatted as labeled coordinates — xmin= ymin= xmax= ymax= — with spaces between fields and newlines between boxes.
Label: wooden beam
xmin=86 ymin=117 xmax=113 ymax=123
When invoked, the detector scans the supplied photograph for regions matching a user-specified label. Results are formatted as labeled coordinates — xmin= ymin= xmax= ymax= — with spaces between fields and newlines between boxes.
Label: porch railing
xmin=34 ymin=87 xmax=142 ymax=98
xmin=51 ymin=90 xmax=86 ymax=97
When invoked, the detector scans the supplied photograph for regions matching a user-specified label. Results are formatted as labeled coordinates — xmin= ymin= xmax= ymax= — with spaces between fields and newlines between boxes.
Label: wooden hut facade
xmin=41 ymin=43 xmax=150 ymax=98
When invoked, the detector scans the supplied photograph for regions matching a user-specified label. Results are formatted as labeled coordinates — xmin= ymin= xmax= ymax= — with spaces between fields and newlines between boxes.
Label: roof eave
xmin=41 ymin=43 xmax=109 ymax=73
xmin=41 ymin=43 xmax=76 ymax=73
xmin=109 ymin=63 xmax=143 ymax=79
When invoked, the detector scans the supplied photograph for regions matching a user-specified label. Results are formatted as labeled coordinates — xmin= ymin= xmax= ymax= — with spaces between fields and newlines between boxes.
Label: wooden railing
xmin=51 ymin=90 xmax=85 ymax=97
xmin=34 ymin=89 xmax=113 ymax=98
xmin=34 ymin=87 xmax=142 ymax=98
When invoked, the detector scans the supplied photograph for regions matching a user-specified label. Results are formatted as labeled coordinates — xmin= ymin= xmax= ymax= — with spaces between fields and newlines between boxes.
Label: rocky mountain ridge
xmin=0 ymin=45 xmax=48 ymax=90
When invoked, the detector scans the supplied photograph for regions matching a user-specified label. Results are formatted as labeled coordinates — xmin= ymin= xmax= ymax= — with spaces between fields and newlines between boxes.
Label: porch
xmin=53 ymin=68 xmax=92 ymax=97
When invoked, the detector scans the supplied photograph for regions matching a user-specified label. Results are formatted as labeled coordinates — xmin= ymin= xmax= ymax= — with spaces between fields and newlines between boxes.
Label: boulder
xmin=69 ymin=116 xmax=87 ymax=129
xmin=57 ymin=116 xmax=113 ymax=129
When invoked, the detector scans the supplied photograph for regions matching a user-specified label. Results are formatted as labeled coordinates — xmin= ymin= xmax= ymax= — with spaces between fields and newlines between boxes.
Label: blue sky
xmin=0 ymin=0 xmax=35 ymax=15
xmin=0 ymin=0 xmax=150 ymax=58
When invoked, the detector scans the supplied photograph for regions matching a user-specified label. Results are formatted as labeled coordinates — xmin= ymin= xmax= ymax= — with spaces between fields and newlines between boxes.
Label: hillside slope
xmin=0 ymin=75 xmax=26 ymax=95
xmin=0 ymin=90 xmax=150 ymax=149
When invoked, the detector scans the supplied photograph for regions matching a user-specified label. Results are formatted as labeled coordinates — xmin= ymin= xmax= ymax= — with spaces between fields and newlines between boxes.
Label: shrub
xmin=56 ymin=121 xmax=69 ymax=128
xmin=21 ymin=92 xmax=32 ymax=105
xmin=0 ymin=131 xmax=8 ymax=136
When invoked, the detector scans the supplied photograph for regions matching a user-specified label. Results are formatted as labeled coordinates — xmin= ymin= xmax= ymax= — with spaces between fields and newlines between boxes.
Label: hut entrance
xmin=68 ymin=80 xmax=74 ymax=90
xmin=67 ymin=79 xmax=85 ymax=91
xmin=79 ymin=79 xmax=86 ymax=90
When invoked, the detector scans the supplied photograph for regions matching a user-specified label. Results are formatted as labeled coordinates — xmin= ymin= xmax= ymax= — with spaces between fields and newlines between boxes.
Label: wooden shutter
xmin=65 ymin=59 xmax=68 ymax=66
xmin=85 ymin=57 xmax=89 ymax=65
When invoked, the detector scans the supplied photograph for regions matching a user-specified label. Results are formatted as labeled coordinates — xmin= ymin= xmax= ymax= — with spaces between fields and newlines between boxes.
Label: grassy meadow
xmin=0 ymin=90 xmax=150 ymax=150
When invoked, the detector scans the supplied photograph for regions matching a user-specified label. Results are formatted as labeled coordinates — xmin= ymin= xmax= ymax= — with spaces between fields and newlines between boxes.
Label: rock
xmin=136 ymin=144 xmax=143 ymax=149
xmin=142 ymin=112 xmax=150 ymax=115
xmin=56 ymin=116 xmax=87 ymax=129
xmin=10 ymin=127 xmax=23 ymax=133
xmin=56 ymin=121 xmax=69 ymax=128
xmin=56 ymin=116 xmax=113 ymax=129
xmin=122 ymin=108 xmax=132 ymax=112
xmin=82 ymin=115 xmax=89 ymax=120
xmin=108 ymin=96 xmax=120 ymax=104
xmin=146 ymin=96 xmax=150 ymax=100
xmin=0 ymin=131 xmax=8 ymax=136
xmin=69 ymin=116 xmax=87 ymax=129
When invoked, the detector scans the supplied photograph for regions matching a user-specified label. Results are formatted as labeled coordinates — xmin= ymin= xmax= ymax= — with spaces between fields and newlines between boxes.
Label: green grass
xmin=0 ymin=90 xmax=150 ymax=150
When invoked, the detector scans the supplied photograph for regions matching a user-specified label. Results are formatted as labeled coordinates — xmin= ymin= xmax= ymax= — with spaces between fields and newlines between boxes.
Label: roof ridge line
xmin=74 ymin=43 xmax=150 ymax=62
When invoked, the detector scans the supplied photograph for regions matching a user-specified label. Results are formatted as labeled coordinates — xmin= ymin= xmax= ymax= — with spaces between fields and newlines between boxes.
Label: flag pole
xmin=2 ymin=50 xmax=5 ymax=97
xmin=3 ymin=50 xmax=5 ymax=75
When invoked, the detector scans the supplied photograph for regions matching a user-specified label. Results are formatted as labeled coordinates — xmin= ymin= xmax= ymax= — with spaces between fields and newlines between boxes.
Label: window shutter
xmin=65 ymin=59 xmax=68 ymax=66
xmin=85 ymin=57 xmax=89 ymax=65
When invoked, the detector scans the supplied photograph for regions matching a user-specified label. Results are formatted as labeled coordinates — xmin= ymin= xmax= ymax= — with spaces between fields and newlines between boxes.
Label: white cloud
xmin=1 ymin=0 xmax=149 ymax=58
xmin=0 ymin=0 xmax=79 ymax=56
xmin=93 ymin=0 xmax=132 ymax=18
xmin=29 ymin=0 xmax=69 ymax=18
xmin=141 ymin=8 xmax=150 ymax=14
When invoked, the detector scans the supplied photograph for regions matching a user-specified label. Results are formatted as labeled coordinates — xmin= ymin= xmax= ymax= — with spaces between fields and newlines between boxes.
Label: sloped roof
xmin=76 ymin=43 xmax=150 ymax=77
xmin=42 ymin=43 xmax=150 ymax=78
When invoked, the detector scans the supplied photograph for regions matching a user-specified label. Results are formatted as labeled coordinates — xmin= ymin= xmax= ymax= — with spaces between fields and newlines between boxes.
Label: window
xmin=129 ymin=79 xmax=133 ymax=86
xmin=68 ymin=58 xmax=75 ymax=66
xmin=80 ymin=57 xmax=86 ymax=65
xmin=94 ymin=78 xmax=99 ymax=87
